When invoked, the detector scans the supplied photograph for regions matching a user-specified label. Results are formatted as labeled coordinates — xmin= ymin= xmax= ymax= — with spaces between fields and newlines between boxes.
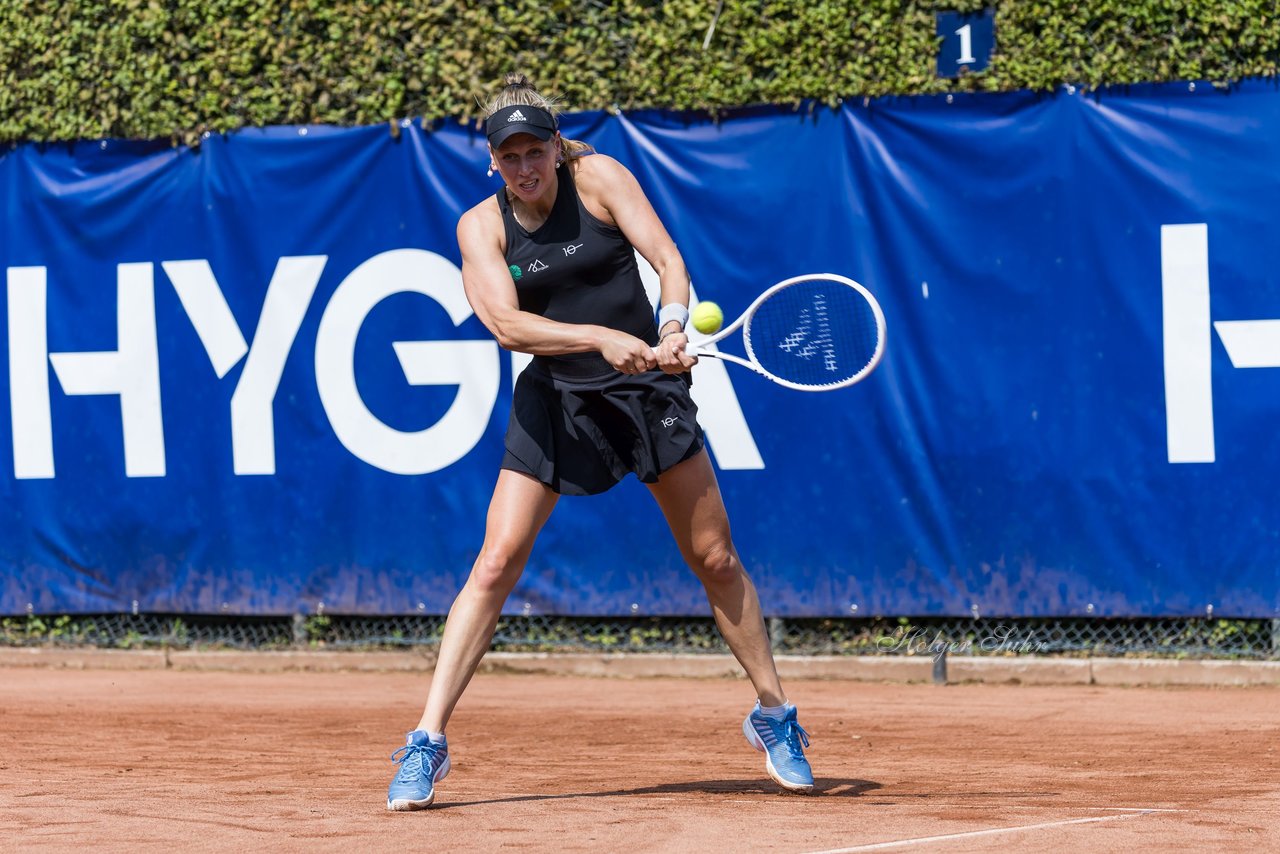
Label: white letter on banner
xmin=7 ymin=267 xmax=55 ymax=479
xmin=164 ymin=256 xmax=326 ymax=475
xmin=48 ymin=263 xmax=166 ymax=477
xmin=1161 ymin=224 xmax=1215 ymax=464
xmin=232 ymin=257 xmax=325 ymax=475
xmin=315 ymin=249 xmax=500 ymax=475
xmin=1213 ymin=319 xmax=1280 ymax=368
xmin=162 ymin=259 xmax=250 ymax=378
xmin=633 ymin=253 xmax=764 ymax=469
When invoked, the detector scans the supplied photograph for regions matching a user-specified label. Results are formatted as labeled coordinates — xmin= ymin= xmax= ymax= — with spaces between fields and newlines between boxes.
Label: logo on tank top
xmin=563 ymin=243 xmax=584 ymax=256
xmin=508 ymin=264 xmax=522 ymax=280
xmin=527 ymin=259 xmax=549 ymax=273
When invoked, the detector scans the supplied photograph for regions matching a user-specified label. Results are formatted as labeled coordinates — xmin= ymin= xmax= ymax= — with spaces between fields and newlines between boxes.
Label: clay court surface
xmin=2 ymin=665 xmax=1277 ymax=852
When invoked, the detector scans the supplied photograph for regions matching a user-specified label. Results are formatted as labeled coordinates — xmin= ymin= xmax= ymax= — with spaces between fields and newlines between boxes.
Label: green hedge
xmin=2 ymin=0 xmax=1277 ymax=145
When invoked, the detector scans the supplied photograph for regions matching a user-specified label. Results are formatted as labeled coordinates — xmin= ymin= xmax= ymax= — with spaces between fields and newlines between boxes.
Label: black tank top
xmin=499 ymin=163 xmax=656 ymax=377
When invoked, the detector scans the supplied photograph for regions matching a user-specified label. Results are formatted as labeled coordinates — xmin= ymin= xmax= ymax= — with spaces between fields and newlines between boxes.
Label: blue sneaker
xmin=743 ymin=702 xmax=814 ymax=793
xmin=387 ymin=731 xmax=450 ymax=810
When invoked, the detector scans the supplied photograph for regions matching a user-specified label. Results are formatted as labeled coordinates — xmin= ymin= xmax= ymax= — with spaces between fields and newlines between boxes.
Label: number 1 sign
xmin=936 ymin=8 xmax=995 ymax=77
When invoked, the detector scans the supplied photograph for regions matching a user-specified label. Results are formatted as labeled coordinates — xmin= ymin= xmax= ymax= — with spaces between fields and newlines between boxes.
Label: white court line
xmin=803 ymin=809 xmax=1171 ymax=853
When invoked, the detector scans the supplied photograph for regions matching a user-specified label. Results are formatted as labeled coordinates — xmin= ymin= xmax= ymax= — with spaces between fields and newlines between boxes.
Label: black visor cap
xmin=485 ymin=105 xmax=557 ymax=148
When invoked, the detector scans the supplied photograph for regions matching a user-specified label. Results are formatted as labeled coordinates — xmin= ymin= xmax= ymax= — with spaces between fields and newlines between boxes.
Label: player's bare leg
xmin=418 ymin=469 xmax=558 ymax=732
xmin=647 ymin=449 xmax=786 ymax=707
xmin=649 ymin=448 xmax=814 ymax=791
xmin=389 ymin=469 xmax=557 ymax=810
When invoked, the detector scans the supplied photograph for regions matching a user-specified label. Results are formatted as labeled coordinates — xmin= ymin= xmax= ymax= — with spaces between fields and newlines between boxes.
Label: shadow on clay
xmin=428 ymin=777 xmax=881 ymax=809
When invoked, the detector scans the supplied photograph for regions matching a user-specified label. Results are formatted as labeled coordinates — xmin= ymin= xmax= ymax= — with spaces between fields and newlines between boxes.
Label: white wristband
xmin=657 ymin=303 xmax=689 ymax=332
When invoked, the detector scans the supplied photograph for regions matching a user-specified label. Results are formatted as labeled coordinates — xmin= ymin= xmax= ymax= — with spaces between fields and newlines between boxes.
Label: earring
xmin=555 ymin=155 xmax=563 ymax=169
xmin=486 ymin=164 xmax=495 ymax=177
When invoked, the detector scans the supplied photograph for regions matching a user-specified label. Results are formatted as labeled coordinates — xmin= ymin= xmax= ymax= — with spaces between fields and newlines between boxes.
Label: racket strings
xmin=744 ymin=280 xmax=882 ymax=388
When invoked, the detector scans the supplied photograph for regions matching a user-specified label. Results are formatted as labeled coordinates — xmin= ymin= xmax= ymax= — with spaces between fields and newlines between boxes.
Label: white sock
xmin=427 ymin=731 xmax=447 ymax=744
xmin=757 ymin=701 xmax=791 ymax=720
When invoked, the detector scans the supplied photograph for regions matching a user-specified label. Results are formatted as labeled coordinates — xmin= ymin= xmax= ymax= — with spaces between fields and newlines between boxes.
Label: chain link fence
xmin=3 ymin=613 xmax=1277 ymax=659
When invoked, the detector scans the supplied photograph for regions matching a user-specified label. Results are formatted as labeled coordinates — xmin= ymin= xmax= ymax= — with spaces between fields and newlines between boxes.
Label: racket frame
xmin=686 ymin=273 xmax=887 ymax=391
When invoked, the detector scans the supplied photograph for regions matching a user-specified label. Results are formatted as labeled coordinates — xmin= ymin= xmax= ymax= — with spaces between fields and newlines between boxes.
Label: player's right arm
xmin=456 ymin=200 xmax=656 ymax=373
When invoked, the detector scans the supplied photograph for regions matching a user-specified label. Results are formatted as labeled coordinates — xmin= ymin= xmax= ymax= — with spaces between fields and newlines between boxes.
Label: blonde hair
xmin=483 ymin=73 xmax=593 ymax=163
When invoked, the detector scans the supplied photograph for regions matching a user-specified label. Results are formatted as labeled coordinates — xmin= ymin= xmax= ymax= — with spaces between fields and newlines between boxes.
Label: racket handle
xmin=648 ymin=345 xmax=704 ymax=358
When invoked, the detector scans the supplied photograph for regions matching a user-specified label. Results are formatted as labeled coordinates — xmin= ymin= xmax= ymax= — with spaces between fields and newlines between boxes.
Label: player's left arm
xmin=579 ymin=155 xmax=696 ymax=371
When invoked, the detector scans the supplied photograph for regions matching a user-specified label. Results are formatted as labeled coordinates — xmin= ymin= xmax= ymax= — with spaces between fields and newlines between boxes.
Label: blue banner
xmin=3 ymin=80 xmax=1278 ymax=618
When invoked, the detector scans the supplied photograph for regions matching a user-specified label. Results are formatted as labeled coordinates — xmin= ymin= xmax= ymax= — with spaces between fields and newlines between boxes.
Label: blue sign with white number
xmin=937 ymin=8 xmax=995 ymax=76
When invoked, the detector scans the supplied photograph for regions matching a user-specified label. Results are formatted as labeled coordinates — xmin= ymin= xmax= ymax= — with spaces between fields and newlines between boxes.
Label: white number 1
xmin=955 ymin=23 xmax=977 ymax=64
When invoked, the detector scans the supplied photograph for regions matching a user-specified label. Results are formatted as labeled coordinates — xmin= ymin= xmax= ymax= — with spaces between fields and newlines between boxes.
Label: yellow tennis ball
xmin=691 ymin=301 xmax=723 ymax=334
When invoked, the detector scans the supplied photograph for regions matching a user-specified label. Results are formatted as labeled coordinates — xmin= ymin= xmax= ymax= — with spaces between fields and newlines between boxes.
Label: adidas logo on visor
xmin=507 ymin=109 xmax=527 ymax=122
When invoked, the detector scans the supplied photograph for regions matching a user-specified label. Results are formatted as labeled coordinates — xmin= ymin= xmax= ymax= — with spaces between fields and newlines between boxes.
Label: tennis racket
xmin=668 ymin=273 xmax=887 ymax=391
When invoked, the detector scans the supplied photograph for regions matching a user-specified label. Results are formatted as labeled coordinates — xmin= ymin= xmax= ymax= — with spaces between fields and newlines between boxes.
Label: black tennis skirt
xmin=502 ymin=354 xmax=705 ymax=496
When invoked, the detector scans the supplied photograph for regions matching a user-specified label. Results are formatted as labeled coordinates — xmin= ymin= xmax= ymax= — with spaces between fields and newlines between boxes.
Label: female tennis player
xmin=386 ymin=74 xmax=813 ymax=809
